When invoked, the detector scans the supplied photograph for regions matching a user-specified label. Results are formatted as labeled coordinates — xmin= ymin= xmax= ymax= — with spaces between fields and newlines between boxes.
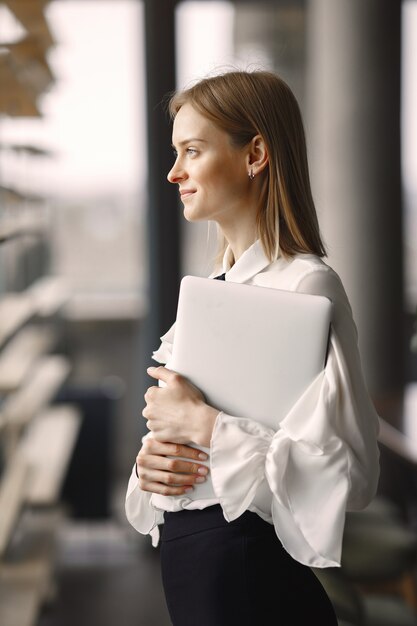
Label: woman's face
xmin=167 ymin=103 xmax=251 ymax=225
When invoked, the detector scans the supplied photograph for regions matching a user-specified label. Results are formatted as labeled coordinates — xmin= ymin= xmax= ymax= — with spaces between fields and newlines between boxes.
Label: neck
xmin=227 ymin=235 xmax=257 ymax=264
xmin=217 ymin=215 xmax=258 ymax=264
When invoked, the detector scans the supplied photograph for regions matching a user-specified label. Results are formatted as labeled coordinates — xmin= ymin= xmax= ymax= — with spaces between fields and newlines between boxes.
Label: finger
xmin=144 ymin=385 xmax=159 ymax=402
xmin=146 ymin=439 xmax=209 ymax=461
xmin=145 ymin=454 xmax=209 ymax=476
xmin=140 ymin=468 xmax=204 ymax=487
xmin=147 ymin=365 xmax=180 ymax=385
xmin=139 ymin=481 xmax=194 ymax=497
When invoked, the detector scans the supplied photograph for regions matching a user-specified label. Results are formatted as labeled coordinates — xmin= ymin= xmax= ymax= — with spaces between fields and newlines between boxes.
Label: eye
xmin=186 ymin=147 xmax=198 ymax=156
xmin=172 ymin=148 xmax=178 ymax=158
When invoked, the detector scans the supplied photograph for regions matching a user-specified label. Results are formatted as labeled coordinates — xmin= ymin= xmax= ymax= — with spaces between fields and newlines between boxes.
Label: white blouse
xmin=125 ymin=239 xmax=380 ymax=568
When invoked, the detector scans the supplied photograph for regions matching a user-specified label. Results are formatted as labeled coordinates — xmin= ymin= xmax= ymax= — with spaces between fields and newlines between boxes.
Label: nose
xmin=167 ymin=159 xmax=187 ymax=184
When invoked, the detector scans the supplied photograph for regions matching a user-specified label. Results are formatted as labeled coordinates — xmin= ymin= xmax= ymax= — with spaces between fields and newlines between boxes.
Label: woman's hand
xmin=143 ymin=366 xmax=220 ymax=447
xmin=136 ymin=437 xmax=209 ymax=496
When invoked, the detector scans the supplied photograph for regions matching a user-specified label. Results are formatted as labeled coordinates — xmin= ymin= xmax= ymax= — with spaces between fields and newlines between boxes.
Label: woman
xmin=126 ymin=70 xmax=380 ymax=625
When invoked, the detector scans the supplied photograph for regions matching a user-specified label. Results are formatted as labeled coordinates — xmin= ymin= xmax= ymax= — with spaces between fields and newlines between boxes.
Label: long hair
xmin=168 ymin=70 xmax=326 ymax=264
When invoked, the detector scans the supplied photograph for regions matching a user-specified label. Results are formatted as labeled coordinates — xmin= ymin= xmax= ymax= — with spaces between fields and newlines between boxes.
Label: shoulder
xmin=256 ymin=253 xmax=344 ymax=297
xmin=256 ymin=253 xmax=354 ymax=323
xmin=290 ymin=255 xmax=357 ymax=340
xmin=291 ymin=255 xmax=353 ymax=317
xmin=290 ymin=255 xmax=345 ymax=300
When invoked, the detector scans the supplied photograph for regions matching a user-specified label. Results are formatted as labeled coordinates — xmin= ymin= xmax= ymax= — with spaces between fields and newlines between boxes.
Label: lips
xmin=180 ymin=189 xmax=196 ymax=198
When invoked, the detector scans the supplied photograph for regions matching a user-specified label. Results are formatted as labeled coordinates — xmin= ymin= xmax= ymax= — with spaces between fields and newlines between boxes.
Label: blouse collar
xmin=220 ymin=238 xmax=272 ymax=284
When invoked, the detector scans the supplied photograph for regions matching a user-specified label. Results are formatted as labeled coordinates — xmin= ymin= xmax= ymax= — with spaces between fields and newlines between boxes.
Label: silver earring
xmin=249 ymin=168 xmax=255 ymax=180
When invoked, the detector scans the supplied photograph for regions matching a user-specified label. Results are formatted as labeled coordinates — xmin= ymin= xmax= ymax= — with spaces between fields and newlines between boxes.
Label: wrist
xmin=193 ymin=402 xmax=220 ymax=447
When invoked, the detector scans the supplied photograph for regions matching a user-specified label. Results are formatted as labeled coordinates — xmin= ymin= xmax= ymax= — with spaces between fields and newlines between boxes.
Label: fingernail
xmin=198 ymin=452 xmax=208 ymax=460
xmin=184 ymin=487 xmax=193 ymax=493
xmin=198 ymin=467 xmax=208 ymax=475
xmin=195 ymin=476 xmax=206 ymax=483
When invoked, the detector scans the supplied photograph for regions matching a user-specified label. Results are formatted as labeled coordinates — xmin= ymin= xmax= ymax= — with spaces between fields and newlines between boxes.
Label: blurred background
xmin=0 ymin=1 xmax=416 ymax=625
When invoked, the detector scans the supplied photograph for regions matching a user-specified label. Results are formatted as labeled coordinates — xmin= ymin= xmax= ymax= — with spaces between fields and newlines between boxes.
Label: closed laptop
xmin=160 ymin=275 xmax=332 ymax=500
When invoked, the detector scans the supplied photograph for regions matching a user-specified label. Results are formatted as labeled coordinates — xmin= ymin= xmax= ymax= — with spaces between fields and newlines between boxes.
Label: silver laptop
xmin=162 ymin=275 xmax=332 ymax=500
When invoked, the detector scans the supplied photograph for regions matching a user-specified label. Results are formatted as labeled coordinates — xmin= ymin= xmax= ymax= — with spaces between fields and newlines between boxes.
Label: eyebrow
xmin=171 ymin=138 xmax=207 ymax=148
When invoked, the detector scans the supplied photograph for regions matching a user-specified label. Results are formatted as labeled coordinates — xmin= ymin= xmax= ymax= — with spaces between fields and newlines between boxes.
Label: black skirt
xmin=159 ymin=505 xmax=337 ymax=626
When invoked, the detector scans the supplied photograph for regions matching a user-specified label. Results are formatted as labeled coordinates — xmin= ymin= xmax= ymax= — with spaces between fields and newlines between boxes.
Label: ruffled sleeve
xmin=209 ymin=267 xmax=380 ymax=568
xmin=125 ymin=433 xmax=165 ymax=546
xmin=151 ymin=321 xmax=176 ymax=364
xmin=125 ymin=323 xmax=176 ymax=543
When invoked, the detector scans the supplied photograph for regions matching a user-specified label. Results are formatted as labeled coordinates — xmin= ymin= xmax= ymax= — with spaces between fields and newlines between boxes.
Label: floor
xmin=37 ymin=496 xmax=171 ymax=626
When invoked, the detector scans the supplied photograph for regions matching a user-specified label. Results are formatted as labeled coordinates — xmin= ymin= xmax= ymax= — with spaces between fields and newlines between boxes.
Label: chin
xmin=183 ymin=208 xmax=205 ymax=223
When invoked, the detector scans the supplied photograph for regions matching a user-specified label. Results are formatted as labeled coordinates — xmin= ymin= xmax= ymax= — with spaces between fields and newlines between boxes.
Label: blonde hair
xmin=168 ymin=70 xmax=326 ymax=265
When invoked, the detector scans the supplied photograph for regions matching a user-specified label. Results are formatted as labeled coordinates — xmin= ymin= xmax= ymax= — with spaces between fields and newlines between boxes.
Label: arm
xmin=143 ymin=366 xmax=220 ymax=447
xmin=207 ymin=268 xmax=380 ymax=567
xmin=125 ymin=434 xmax=210 ymax=543
xmin=135 ymin=436 xmax=209 ymax=495
xmin=125 ymin=320 xmax=214 ymax=541
xmin=143 ymin=317 xmax=221 ymax=447
xmin=135 ymin=268 xmax=380 ymax=565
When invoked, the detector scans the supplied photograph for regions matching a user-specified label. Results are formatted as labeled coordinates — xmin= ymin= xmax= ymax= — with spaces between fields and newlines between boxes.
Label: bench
xmin=0 ymin=326 xmax=57 ymax=393
xmin=0 ymin=406 xmax=81 ymax=626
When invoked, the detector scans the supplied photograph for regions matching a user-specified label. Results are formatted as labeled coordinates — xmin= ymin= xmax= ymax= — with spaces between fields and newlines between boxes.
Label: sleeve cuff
xmin=210 ymin=411 xmax=274 ymax=521
xmin=125 ymin=463 xmax=164 ymax=539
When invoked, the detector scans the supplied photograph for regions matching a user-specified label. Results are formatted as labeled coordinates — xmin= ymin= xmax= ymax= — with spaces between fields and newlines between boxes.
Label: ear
xmin=247 ymin=134 xmax=269 ymax=175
